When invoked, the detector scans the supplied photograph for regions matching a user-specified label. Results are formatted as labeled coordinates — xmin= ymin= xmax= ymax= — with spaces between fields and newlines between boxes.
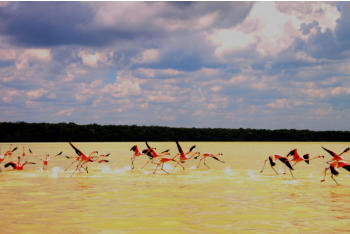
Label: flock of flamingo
xmin=0 ymin=141 xmax=224 ymax=176
xmin=260 ymin=147 xmax=350 ymax=184
xmin=0 ymin=142 xmax=349 ymax=184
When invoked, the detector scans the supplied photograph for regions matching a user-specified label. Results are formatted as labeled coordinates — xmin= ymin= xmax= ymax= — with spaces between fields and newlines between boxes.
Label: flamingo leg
xmin=321 ymin=167 xmax=329 ymax=182
xmin=161 ymin=163 xmax=169 ymax=174
xmin=260 ymin=159 xmax=267 ymax=173
xmin=331 ymin=174 xmax=339 ymax=185
xmin=65 ymin=160 xmax=77 ymax=171
xmin=197 ymin=157 xmax=203 ymax=168
xmin=270 ymin=164 xmax=279 ymax=175
xmin=130 ymin=156 xmax=135 ymax=170
xmin=289 ymin=169 xmax=295 ymax=179
xmin=204 ymin=158 xmax=210 ymax=169
xmin=142 ymin=158 xmax=152 ymax=169
xmin=178 ymin=161 xmax=185 ymax=170
xmin=153 ymin=163 xmax=160 ymax=174
xmin=71 ymin=161 xmax=83 ymax=177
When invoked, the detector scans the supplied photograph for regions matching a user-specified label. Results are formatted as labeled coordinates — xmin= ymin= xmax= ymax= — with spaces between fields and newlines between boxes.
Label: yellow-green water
xmin=1 ymin=142 xmax=350 ymax=233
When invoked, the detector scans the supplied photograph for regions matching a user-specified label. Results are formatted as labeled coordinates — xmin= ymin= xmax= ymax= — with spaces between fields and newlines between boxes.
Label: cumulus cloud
xmin=0 ymin=2 xmax=350 ymax=130
xmin=209 ymin=2 xmax=340 ymax=59
xmin=16 ymin=49 xmax=51 ymax=70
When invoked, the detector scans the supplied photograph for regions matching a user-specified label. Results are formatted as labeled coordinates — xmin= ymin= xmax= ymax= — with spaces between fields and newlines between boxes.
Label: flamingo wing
xmin=268 ymin=157 xmax=276 ymax=167
xmin=339 ymin=147 xmax=350 ymax=156
xmin=303 ymin=154 xmax=310 ymax=164
xmin=330 ymin=165 xmax=339 ymax=175
xmin=286 ymin=149 xmax=297 ymax=157
xmin=322 ymin=147 xmax=337 ymax=157
xmin=189 ymin=145 xmax=196 ymax=152
xmin=278 ymin=157 xmax=294 ymax=170
xmin=69 ymin=142 xmax=85 ymax=158
xmin=4 ymin=162 xmax=16 ymax=169
xmin=175 ymin=141 xmax=184 ymax=155
xmin=341 ymin=165 xmax=350 ymax=172
xmin=212 ymin=156 xmax=225 ymax=163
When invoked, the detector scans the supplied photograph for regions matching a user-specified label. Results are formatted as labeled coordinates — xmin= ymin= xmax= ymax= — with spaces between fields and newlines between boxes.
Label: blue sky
xmin=0 ymin=2 xmax=349 ymax=130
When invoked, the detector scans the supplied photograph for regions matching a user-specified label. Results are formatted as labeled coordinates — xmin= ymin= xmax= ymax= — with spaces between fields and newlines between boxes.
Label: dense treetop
xmin=1 ymin=122 xmax=349 ymax=142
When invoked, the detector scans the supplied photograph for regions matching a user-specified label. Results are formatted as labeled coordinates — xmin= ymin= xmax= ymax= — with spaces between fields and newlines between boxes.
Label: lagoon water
xmin=1 ymin=142 xmax=350 ymax=233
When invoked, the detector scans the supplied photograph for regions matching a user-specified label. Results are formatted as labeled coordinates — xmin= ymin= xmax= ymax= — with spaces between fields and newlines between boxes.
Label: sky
xmin=0 ymin=1 xmax=349 ymax=130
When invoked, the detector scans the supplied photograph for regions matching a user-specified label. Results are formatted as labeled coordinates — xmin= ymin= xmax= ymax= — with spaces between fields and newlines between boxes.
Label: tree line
xmin=0 ymin=121 xmax=349 ymax=142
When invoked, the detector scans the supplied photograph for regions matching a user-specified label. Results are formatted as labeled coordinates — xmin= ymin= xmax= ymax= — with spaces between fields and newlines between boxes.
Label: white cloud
xmin=267 ymin=98 xmax=289 ymax=109
xmin=16 ymin=49 xmax=51 ymax=70
xmin=101 ymin=71 xmax=141 ymax=99
xmin=137 ymin=67 xmax=182 ymax=78
xmin=53 ymin=108 xmax=75 ymax=117
xmin=1 ymin=89 xmax=20 ymax=103
xmin=27 ymin=88 xmax=48 ymax=99
xmin=208 ymin=2 xmax=340 ymax=58
xmin=0 ymin=48 xmax=16 ymax=60
xmin=78 ymin=50 xmax=113 ymax=68
xmin=133 ymin=49 xmax=160 ymax=64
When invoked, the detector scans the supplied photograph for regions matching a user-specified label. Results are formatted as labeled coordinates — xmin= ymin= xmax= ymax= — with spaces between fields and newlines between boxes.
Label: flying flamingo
xmin=68 ymin=142 xmax=99 ymax=175
xmin=130 ymin=145 xmax=145 ymax=169
xmin=172 ymin=141 xmax=199 ymax=170
xmin=321 ymin=160 xmax=350 ymax=185
xmin=286 ymin=148 xmax=324 ymax=167
xmin=153 ymin=142 xmax=197 ymax=174
xmin=141 ymin=142 xmax=170 ymax=169
xmin=195 ymin=152 xmax=225 ymax=169
xmin=3 ymin=144 xmax=18 ymax=158
xmin=260 ymin=154 xmax=295 ymax=178
xmin=320 ymin=146 xmax=350 ymax=183
xmin=40 ymin=151 xmax=63 ymax=170
xmin=4 ymin=156 xmax=36 ymax=170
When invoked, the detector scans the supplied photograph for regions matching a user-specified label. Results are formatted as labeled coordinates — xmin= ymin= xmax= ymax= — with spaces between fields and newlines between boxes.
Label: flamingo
xmin=195 ymin=152 xmax=225 ymax=169
xmin=286 ymin=148 xmax=324 ymax=167
xmin=320 ymin=146 xmax=350 ymax=183
xmin=4 ymin=156 xmax=36 ymax=170
xmin=321 ymin=160 xmax=350 ymax=185
xmin=260 ymin=154 xmax=295 ymax=178
xmin=40 ymin=151 xmax=63 ymax=170
xmin=130 ymin=145 xmax=144 ymax=169
xmin=172 ymin=141 xmax=199 ymax=170
xmin=141 ymin=142 xmax=170 ymax=169
xmin=68 ymin=142 xmax=98 ymax=175
xmin=3 ymin=144 xmax=18 ymax=158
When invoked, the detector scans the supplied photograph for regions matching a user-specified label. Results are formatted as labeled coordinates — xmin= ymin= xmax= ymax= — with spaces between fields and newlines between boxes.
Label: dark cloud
xmin=0 ymin=2 xmax=252 ymax=48
xmin=335 ymin=2 xmax=350 ymax=49
xmin=0 ymin=2 xmax=149 ymax=47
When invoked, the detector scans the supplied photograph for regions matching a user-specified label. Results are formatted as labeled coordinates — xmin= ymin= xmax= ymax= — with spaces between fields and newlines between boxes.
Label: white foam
xmin=224 ymin=167 xmax=233 ymax=175
xmin=50 ymin=166 xmax=63 ymax=178
xmin=189 ymin=166 xmax=196 ymax=170
xmin=248 ymin=170 xmax=258 ymax=180
xmin=101 ymin=165 xmax=112 ymax=174
xmin=163 ymin=164 xmax=174 ymax=170
xmin=284 ymin=180 xmax=299 ymax=185
xmin=114 ymin=165 xmax=131 ymax=174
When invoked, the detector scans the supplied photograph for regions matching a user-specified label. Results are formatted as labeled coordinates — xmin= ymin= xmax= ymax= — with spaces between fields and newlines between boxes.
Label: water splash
xmin=248 ymin=170 xmax=261 ymax=181
xmin=224 ymin=167 xmax=233 ymax=175
xmin=114 ymin=165 xmax=131 ymax=174
xmin=50 ymin=166 xmax=63 ymax=178
xmin=163 ymin=164 xmax=174 ymax=170
xmin=284 ymin=180 xmax=299 ymax=185
xmin=101 ymin=165 xmax=112 ymax=174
